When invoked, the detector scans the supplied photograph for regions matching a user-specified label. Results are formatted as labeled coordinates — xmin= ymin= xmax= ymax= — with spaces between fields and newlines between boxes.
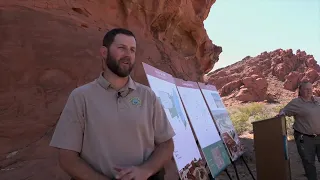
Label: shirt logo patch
xmin=130 ymin=97 xmax=141 ymax=106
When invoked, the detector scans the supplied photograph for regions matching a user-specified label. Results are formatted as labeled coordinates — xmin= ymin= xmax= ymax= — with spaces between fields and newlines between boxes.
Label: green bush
xmin=230 ymin=110 xmax=251 ymax=135
xmin=228 ymin=103 xmax=266 ymax=135
xmin=227 ymin=102 xmax=294 ymax=136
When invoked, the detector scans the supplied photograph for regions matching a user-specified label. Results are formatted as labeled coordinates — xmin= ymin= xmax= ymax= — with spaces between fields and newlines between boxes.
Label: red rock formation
xmin=220 ymin=80 xmax=243 ymax=96
xmin=0 ymin=0 xmax=220 ymax=179
xmin=208 ymin=48 xmax=319 ymax=103
xmin=283 ymin=71 xmax=303 ymax=91
xmin=236 ymin=75 xmax=268 ymax=102
xmin=313 ymin=80 xmax=320 ymax=96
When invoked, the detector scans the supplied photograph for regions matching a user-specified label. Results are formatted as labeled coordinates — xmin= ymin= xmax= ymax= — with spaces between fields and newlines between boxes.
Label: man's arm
xmin=59 ymin=149 xmax=110 ymax=180
xmin=276 ymin=108 xmax=286 ymax=117
xmin=115 ymin=91 xmax=176 ymax=180
xmin=140 ymin=91 xmax=176 ymax=176
xmin=139 ymin=138 xmax=174 ymax=177
xmin=50 ymin=89 xmax=110 ymax=180
xmin=279 ymin=99 xmax=299 ymax=117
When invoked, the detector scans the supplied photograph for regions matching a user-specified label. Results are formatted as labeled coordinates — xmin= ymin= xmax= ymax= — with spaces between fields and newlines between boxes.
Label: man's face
xmin=102 ymin=34 xmax=136 ymax=77
xmin=301 ymin=83 xmax=313 ymax=98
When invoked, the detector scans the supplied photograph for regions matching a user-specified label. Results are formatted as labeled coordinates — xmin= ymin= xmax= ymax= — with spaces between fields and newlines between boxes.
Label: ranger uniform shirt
xmin=50 ymin=72 xmax=175 ymax=178
xmin=282 ymin=96 xmax=320 ymax=135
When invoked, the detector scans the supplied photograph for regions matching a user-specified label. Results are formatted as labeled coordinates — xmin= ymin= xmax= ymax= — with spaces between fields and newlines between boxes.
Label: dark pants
xmin=294 ymin=130 xmax=320 ymax=180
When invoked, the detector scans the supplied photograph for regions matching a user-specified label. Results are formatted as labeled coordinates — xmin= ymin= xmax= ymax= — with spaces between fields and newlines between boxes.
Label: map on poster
xmin=142 ymin=63 xmax=209 ymax=180
xmin=198 ymin=82 xmax=244 ymax=161
xmin=175 ymin=78 xmax=231 ymax=178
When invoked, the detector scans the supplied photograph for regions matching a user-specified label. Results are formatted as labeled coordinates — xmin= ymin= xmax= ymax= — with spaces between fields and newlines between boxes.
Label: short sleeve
xmin=152 ymin=93 xmax=176 ymax=145
xmin=49 ymin=89 xmax=85 ymax=152
xmin=282 ymin=99 xmax=299 ymax=117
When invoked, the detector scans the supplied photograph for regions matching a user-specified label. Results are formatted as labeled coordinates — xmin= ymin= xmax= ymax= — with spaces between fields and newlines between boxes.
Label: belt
xmin=294 ymin=130 xmax=320 ymax=138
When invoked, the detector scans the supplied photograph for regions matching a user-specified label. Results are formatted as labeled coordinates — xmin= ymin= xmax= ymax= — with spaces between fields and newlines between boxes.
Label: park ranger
xmin=278 ymin=81 xmax=320 ymax=180
xmin=50 ymin=28 xmax=175 ymax=180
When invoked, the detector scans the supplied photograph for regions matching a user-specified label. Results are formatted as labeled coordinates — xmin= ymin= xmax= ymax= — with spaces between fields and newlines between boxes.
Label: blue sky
xmin=204 ymin=0 xmax=320 ymax=71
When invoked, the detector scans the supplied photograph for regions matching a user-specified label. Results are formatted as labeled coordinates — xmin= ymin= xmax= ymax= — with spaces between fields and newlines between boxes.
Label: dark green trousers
xmin=294 ymin=130 xmax=320 ymax=180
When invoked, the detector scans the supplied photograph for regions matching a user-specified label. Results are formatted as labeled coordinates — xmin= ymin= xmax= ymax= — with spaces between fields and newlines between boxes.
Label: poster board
xmin=142 ymin=63 xmax=208 ymax=180
xmin=252 ymin=116 xmax=291 ymax=180
xmin=198 ymin=82 xmax=244 ymax=161
xmin=175 ymin=78 xmax=231 ymax=178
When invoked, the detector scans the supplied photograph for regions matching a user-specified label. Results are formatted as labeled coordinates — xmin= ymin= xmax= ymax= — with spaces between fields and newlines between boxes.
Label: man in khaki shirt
xmin=278 ymin=82 xmax=320 ymax=180
xmin=50 ymin=28 xmax=175 ymax=180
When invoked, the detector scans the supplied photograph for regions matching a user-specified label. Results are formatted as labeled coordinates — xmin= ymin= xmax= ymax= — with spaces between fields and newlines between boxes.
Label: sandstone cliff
xmin=0 ymin=0 xmax=220 ymax=179
xmin=207 ymin=49 xmax=319 ymax=105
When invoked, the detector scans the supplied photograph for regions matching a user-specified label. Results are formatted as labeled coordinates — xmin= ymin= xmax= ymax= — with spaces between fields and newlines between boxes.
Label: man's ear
xmin=100 ymin=46 xmax=108 ymax=57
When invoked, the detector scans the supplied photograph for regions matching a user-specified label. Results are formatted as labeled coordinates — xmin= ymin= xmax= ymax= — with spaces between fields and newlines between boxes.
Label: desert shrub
xmin=228 ymin=103 xmax=266 ymax=135
xmin=271 ymin=104 xmax=295 ymax=136
xmin=229 ymin=110 xmax=251 ymax=135
xmin=227 ymin=102 xmax=294 ymax=136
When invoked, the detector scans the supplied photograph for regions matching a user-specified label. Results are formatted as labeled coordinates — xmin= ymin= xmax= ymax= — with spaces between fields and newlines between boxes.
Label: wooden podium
xmin=252 ymin=116 xmax=291 ymax=180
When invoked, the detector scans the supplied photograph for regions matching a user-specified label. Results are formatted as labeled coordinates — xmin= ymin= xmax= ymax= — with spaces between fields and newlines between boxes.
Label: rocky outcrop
xmin=235 ymin=75 xmax=268 ymax=102
xmin=207 ymin=49 xmax=319 ymax=102
xmin=0 ymin=1 xmax=220 ymax=179
xmin=283 ymin=71 xmax=303 ymax=91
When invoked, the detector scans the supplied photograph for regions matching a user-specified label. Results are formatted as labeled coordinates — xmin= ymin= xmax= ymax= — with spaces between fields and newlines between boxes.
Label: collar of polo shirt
xmin=298 ymin=96 xmax=320 ymax=106
xmin=97 ymin=72 xmax=137 ymax=92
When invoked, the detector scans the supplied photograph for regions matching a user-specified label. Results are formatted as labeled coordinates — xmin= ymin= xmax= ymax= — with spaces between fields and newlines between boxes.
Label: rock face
xmin=207 ymin=49 xmax=319 ymax=103
xmin=235 ymin=74 xmax=268 ymax=102
xmin=0 ymin=1 xmax=220 ymax=179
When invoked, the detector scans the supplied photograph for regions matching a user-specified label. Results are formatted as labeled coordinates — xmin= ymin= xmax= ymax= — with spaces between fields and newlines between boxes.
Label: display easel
xmin=212 ymin=131 xmax=255 ymax=180
xmin=208 ymin=170 xmax=232 ymax=180
xmin=175 ymin=78 xmax=232 ymax=180
xmin=198 ymin=82 xmax=256 ymax=180
xmin=251 ymin=116 xmax=292 ymax=180
xmin=228 ymin=145 xmax=255 ymax=180
xmin=176 ymin=139 xmax=232 ymax=180
xmin=142 ymin=63 xmax=209 ymax=180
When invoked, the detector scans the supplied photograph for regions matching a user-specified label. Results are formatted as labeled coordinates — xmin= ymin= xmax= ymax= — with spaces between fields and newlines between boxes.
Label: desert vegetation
xmin=227 ymin=102 xmax=295 ymax=138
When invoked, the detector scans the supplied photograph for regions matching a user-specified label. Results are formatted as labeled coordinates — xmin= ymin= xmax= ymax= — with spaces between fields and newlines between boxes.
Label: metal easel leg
xmin=224 ymin=168 xmax=233 ymax=180
xmin=232 ymin=160 xmax=240 ymax=180
xmin=241 ymin=156 xmax=256 ymax=180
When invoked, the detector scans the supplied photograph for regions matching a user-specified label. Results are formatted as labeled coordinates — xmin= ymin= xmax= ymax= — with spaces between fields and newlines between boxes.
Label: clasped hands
xmin=113 ymin=166 xmax=152 ymax=180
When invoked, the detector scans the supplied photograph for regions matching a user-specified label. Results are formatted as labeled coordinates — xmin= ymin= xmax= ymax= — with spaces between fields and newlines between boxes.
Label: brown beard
xmin=105 ymin=50 xmax=134 ymax=77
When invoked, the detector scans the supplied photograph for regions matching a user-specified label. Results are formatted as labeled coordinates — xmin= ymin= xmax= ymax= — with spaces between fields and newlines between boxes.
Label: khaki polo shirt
xmin=282 ymin=96 xmax=320 ymax=135
xmin=49 ymin=73 xmax=175 ymax=178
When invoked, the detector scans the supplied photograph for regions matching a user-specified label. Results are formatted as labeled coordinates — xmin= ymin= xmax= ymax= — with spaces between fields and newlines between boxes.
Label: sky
xmin=204 ymin=0 xmax=320 ymax=71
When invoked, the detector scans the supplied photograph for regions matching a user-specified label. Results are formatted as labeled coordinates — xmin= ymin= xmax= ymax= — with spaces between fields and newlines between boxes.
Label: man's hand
xmin=59 ymin=149 xmax=110 ymax=180
xmin=114 ymin=166 xmax=152 ymax=180
xmin=275 ymin=109 xmax=285 ymax=117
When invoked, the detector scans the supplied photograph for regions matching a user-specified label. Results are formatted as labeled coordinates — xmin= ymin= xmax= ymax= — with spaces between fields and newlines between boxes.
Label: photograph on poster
xmin=198 ymin=83 xmax=244 ymax=161
xmin=211 ymin=109 xmax=244 ymax=160
xmin=210 ymin=92 xmax=225 ymax=109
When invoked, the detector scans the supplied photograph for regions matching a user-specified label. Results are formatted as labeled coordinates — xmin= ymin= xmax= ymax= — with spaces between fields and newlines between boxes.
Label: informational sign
xmin=142 ymin=63 xmax=208 ymax=180
xmin=198 ymin=82 xmax=244 ymax=161
xmin=175 ymin=78 xmax=231 ymax=178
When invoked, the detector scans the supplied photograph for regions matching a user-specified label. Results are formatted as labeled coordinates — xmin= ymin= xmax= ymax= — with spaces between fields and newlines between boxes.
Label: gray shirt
xmin=282 ymin=96 xmax=320 ymax=135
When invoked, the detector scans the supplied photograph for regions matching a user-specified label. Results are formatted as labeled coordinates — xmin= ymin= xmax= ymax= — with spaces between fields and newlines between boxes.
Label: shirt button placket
xmin=118 ymin=98 xmax=126 ymax=111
